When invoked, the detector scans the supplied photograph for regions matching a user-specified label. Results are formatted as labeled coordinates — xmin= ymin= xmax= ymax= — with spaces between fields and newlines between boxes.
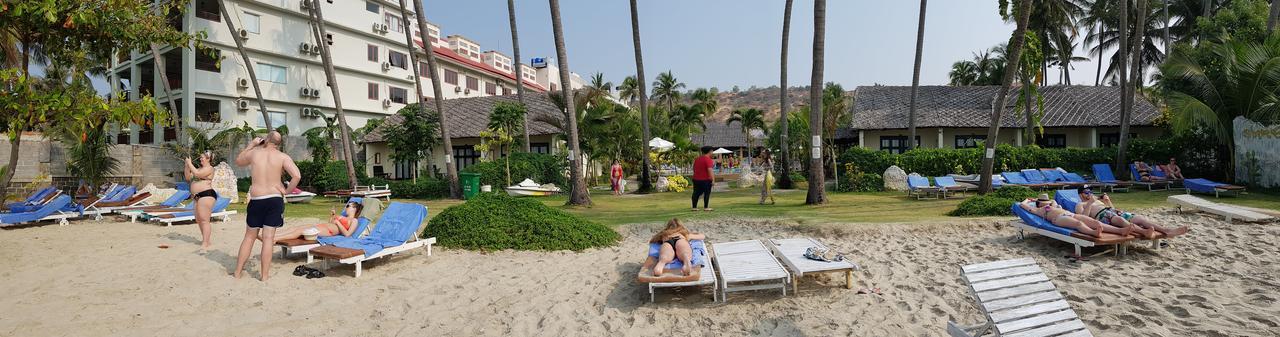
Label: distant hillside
xmin=708 ymin=86 xmax=853 ymax=122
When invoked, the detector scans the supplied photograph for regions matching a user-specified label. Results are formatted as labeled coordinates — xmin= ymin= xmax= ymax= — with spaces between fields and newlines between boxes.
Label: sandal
xmin=305 ymin=269 xmax=325 ymax=279
xmin=293 ymin=266 xmax=311 ymax=277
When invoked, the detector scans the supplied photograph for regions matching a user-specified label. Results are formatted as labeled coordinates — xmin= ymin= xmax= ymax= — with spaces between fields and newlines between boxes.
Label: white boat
xmin=284 ymin=191 xmax=317 ymax=203
xmin=506 ymin=179 xmax=561 ymax=197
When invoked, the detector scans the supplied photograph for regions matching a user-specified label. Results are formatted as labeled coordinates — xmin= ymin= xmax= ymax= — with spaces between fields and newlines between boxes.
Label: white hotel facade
xmin=109 ymin=0 xmax=583 ymax=154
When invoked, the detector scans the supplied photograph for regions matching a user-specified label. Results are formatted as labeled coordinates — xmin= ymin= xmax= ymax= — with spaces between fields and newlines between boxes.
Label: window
xmin=241 ymin=12 xmax=260 ymax=34
xmin=194 ymin=98 xmax=221 ymax=123
xmin=1035 ymin=134 xmax=1067 ymax=148
xmin=195 ymin=47 xmax=220 ymax=72
xmin=454 ymin=147 xmax=480 ymax=171
xmin=502 ymin=87 xmax=512 ymax=95
xmin=389 ymin=87 xmax=407 ymax=104
xmin=257 ymin=110 xmax=287 ymax=129
xmin=163 ymin=99 xmax=182 ymax=142
xmin=365 ymin=1 xmax=380 ymax=13
xmin=444 ymin=69 xmax=458 ymax=85
xmin=195 ymin=0 xmax=220 ymax=21
xmin=466 ymin=76 xmax=479 ymax=90
xmin=954 ymin=135 xmax=986 ymax=149
xmin=373 ymin=152 xmax=382 ymax=164
xmin=385 ymin=14 xmax=404 ymax=33
xmin=367 ymin=82 xmax=379 ymax=100
xmin=879 ymin=136 xmax=920 ymax=154
xmin=419 ymin=62 xmax=429 ymax=77
xmin=394 ymin=160 xmax=416 ymax=180
xmin=367 ymin=45 xmax=379 ymax=62
xmin=485 ymin=82 xmax=497 ymax=95
xmin=530 ymin=143 xmax=550 ymax=154
xmin=388 ymin=51 xmax=407 ymax=69
xmin=1098 ymin=133 xmax=1137 ymax=147
xmin=255 ymin=63 xmax=286 ymax=83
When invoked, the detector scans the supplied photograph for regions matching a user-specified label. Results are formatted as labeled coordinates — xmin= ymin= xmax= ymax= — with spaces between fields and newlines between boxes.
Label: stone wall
xmin=1 ymin=135 xmax=185 ymax=193
xmin=1234 ymin=116 xmax=1280 ymax=188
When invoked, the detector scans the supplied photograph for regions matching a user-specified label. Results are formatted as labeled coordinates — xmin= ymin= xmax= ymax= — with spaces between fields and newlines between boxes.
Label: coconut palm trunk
xmin=507 ymin=0 xmax=531 ymax=152
xmin=1113 ymin=0 xmax=1130 ymax=179
xmin=629 ymin=0 xmax=654 ymax=193
xmin=978 ymin=0 xmax=1034 ymax=194
xmin=1117 ymin=0 xmax=1146 ymax=177
xmin=307 ymin=0 xmax=358 ymax=189
xmin=907 ymin=0 xmax=927 ymax=151
xmin=215 ymin=0 xmax=271 ymax=130
xmin=397 ymin=0 xmax=430 ymax=182
xmin=548 ymin=0 xmax=591 ymax=206
xmin=1095 ymin=21 xmax=1104 ymax=86
xmin=411 ymin=0 xmax=461 ymax=198
xmin=149 ymin=45 xmax=179 ymax=128
xmin=1270 ymin=0 xmax=1280 ymax=33
xmin=777 ymin=0 xmax=795 ymax=189
xmin=805 ymin=0 xmax=826 ymax=205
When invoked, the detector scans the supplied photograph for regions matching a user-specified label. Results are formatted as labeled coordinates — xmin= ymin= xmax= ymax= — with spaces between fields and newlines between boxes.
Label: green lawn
xmin=229 ymin=188 xmax=1280 ymax=227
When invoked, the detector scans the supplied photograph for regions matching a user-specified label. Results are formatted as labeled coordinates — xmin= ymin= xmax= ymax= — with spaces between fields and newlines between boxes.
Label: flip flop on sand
xmin=293 ymin=266 xmax=311 ymax=277
xmin=856 ymin=287 xmax=882 ymax=295
xmin=305 ymin=269 xmax=325 ymax=279
xmin=157 ymin=244 xmax=169 ymax=249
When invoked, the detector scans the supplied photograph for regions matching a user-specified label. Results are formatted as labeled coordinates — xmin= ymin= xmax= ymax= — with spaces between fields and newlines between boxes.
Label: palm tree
xmin=1269 ymin=0 xmax=1279 ymax=33
xmin=805 ymin=0 xmax=826 ymax=205
xmin=411 ymin=0 xmax=461 ymax=198
xmin=689 ymin=88 xmax=717 ymax=144
xmin=307 ymin=0 xmax=358 ymax=188
xmin=669 ymin=104 xmax=707 ymax=139
xmin=1084 ymin=0 xmax=1168 ymax=85
xmin=979 ymin=0 xmax=1034 ymax=194
xmin=777 ymin=0 xmax=796 ymax=189
xmin=727 ymin=108 xmax=766 ymax=152
xmin=949 ymin=60 xmax=980 ymax=85
xmin=616 ymin=76 xmax=639 ymax=106
xmin=908 ymin=0 xmax=927 ymax=150
xmin=214 ymin=0 xmax=271 ymax=130
xmin=1081 ymin=0 xmax=1111 ymax=86
xmin=628 ymin=0 xmax=654 ymax=194
xmin=1117 ymin=0 xmax=1149 ymax=177
xmin=1025 ymin=0 xmax=1086 ymax=87
xmin=547 ymin=0 xmax=590 ymax=206
xmin=586 ymin=73 xmax=613 ymax=102
xmin=652 ymin=71 xmax=685 ymax=114
xmin=506 ymin=0 xmax=531 ymax=152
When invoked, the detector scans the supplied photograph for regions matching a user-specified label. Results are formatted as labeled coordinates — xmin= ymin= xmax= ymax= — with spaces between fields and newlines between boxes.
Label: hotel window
xmin=195 ymin=0 xmax=220 ymax=21
xmin=485 ymin=82 xmax=497 ymax=95
xmin=530 ymin=143 xmax=551 ymax=154
xmin=195 ymin=47 xmax=220 ymax=72
xmin=1035 ymin=134 xmax=1067 ymax=148
xmin=367 ymin=83 xmax=379 ymax=100
xmin=954 ymin=135 xmax=986 ymax=149
xmin=257 ymin=110 xmax=287 ymax=130
xmin=419 ymin=62 xmax=429 ymax=77
xmin=502 ymin=87 xmax=512 ymax=95
xmin=365 ymin=1 xmax=380 ymax=13
xmin=444 ymin=69 xmax=458 ymax=85
xmin=389 ymin=87 xmax=408 ymax=104
xmin=385 ymin=14 xmax=404 ymax=33
xmin=394 ymin=160 xmax=416 ymax=180
xmin=453 ymin=146 xmax=479 ymax=171
xmin=254 ymin=62 xmax=287 ymax=83
xmin=466 ymin=76 xmax=479 ymax=91
xmin=373 ymin=153 xmax=382 ymax=164
xmin=879 ymin=136 xmax=920 ymax=154
xmin=1098 ymin=133 xmax=1137 ymax=147
xmin=241 ymin=12 xmax=260 ymax=34
xmin=194 ymin=98 xmax=221 ymax=123
xmin=388 ymin=50 xmax=407 ymax=69
xmin=367 ymin=45 xmax=378 ymax=62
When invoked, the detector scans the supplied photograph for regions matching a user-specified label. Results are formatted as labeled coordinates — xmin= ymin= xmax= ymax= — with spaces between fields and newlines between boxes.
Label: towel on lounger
xmin=319 ymin=202 xmax=426 ymax=256
xmin=646 ymin=239 xmax=706 ymax=270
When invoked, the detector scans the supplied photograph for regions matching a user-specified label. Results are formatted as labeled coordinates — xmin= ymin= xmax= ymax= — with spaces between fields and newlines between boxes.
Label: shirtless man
xmin=1075 ymin=188 xmax=1189 ymax=239
xmin=232 ymin=132 xmax=301 ymax=281
xmin=1018 ymin=194 xmax=1130 ymax=237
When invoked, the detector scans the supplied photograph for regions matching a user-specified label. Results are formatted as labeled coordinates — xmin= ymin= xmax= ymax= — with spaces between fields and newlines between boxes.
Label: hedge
xmin=462 ymin=153 xmax=567 ymax=188
xmin=424 ymin=193 xmax=620 ymax=251
xmin=948 ymin=186 xmax=1039 ymax=216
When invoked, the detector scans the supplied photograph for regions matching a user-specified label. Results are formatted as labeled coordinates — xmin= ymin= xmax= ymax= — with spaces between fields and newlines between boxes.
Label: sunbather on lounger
xmin=273 ymin=202 xmax=363 ymax=243
xmin=1019 ymin=195 xmax=1130 ymax=237
xmin=645 ymin=218 xmax=706 ymax=276
xmin=1161 ymin=158 xmax=1185 ymax=180
xmin=1134 ymin=161 xmax=1165 ymax=182
xmin=1076 ymin=188 xmax=1189 ymax=239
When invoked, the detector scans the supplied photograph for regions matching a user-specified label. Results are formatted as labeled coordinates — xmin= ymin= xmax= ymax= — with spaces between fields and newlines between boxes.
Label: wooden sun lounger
xmin=1168 ymin=195 xmax=1273 ymax=223
xmin=154 ymin=211 xmax=237 ymax=226
xmin=711 ymin=240 xmax=790 ymax=302
xmin=277 ymin=238 xmax=320 ymax=263
xmin=767 ymin=238 xmax=859 ymax=292
xmin=1010 ymin=219 xmax=1135 ymax=257
xmin=947 ymin=257 xmax=1094 ymax=337
xmin=308 ymin=237 xmax=436 ymax=278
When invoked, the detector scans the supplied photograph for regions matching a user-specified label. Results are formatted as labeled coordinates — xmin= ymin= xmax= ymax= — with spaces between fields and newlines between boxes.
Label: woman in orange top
xmin=273 ymin=202 xmax=364 ymax=243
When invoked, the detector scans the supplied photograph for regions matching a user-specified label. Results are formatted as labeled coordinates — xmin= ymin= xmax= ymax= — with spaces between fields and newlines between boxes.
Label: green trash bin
xmin=460 ymin=173 xmax=481 ymax=200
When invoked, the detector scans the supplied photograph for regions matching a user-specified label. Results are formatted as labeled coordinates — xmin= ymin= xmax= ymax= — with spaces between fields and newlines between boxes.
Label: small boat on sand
xmin=506 ymin=179 xmax=561 ymax=197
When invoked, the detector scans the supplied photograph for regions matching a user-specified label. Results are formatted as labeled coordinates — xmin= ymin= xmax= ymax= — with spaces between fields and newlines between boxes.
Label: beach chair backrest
xmin=26 ymin=187 xmax=54 ymax=203
xmin=1002 ymin=172 xmax=1030 ymax=184
xmin=1091 ymin=164 xmax=1117 ymax=182
xmin=1054 ymin=190 xmax=1082 ymax=213
xmin=367 ymin=202 xmax=427 ymax=242
xmin=161 ymin=191 xmax=190 ymax=207
xmin=1021 ymin=169 xmax=1049 ymax=183
xmin=1128 ymin=164 xmax=1142 ymax=180
xmin=1039 ymin=169 xmax=1067 ymax=182
xmin=38 ymin=195 xmax=74 ymax=217
xmin=1011 ymin=202 xmax=1075 ymax=236
xmin=211 ymin=197 xmax=231 ymax=212
xmin=1152 ymin=165 xmax=1168 ymax=178
xmin=108 ymin=186 xmax=137 ymax=202
xmin=1062 ymin=172 xmax=1087 ymax=183
xmin=907 ymin=175 xmax=931 ymax=188
xmin=349 ymin=217 xmax=373 ymax=238
xmin=934 ymin=176 xmax=957 ymax=187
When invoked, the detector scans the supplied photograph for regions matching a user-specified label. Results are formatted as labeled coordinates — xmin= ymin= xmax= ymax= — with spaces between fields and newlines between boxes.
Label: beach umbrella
xmin=713 ymin=148 xmax=733 ymax=154
xmin=648 ymin=137 xmax=674 ymax=152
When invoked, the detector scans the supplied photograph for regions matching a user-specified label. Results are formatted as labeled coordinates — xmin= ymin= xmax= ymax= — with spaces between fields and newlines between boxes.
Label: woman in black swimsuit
xmin=647 ymin=218 xmax=706 ymax=276
xmin=185 ymin=152 xmax=218 ymax=251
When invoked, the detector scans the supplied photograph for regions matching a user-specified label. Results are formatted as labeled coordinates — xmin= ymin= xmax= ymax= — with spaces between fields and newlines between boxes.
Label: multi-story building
xmin=107 ymin=0 xmax=582 ymax=160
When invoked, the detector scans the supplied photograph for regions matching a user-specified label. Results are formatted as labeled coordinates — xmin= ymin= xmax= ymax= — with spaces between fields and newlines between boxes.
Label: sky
xmin=422 ymin=0 xmax=1110 ymax=90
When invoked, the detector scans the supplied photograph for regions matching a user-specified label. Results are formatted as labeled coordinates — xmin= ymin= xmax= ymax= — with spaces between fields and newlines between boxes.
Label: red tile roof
xmin=414 ymin=38 xmax=545 ymax=92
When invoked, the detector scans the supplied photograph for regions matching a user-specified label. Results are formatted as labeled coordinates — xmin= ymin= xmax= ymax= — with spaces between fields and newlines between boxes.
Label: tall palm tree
xmin=727 ymin=108 xmax=766 ymax=152
xmin=777 ymin=0 xmax=796 ymax=189
xmin=616 ymin=75 xmax=639 ymax=106
xmin=1084 ymin=1 xmax=1167 ymax=85
xmin=652 ymin=71 xmax=685 ymax=113
xmin=979 ymin=0 xmax=1034 ymax=194
xmin=1025 ymin=0 xmax=1086 ymax=87
xmin=1114 ymin=0 xmax=1130 ymax=178
xmin=411 ymin=0 xmax=460 ymax=198
xmin=949 ymin=60 xmax=979 ymax=85
xmin=1269 ymin=0 xmax=1280 ymax=33
xmin=397 ymin=0 xmax=434 ymax=180
xmin=307 ymin=0 xmax=358 ymax=188
xmin=908 ymin=0 xmax=927 ymax=150
xmin=628 ymin=0 xmax=653 ymax=193
xmin=507 ymin=0 xmax=531 ymax=152
xmin=214 ymin=0 xmax=271 ymax=130
xmin=1117 ymin=0 xmax=1149 ymax=176
xmin=586 ymin=73 xmax=613 ymax=102
xmin=806 ymin=0 xmax=826 ymax=205
xmin=547 ymin=0 xmax=590 ymax=206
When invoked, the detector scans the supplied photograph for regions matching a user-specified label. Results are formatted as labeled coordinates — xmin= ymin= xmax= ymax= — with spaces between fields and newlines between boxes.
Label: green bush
xmin=292 ymin=160 xmax=368 ymax=192
xmin=947 ymin=186 xmax=1038 ymax=216
xmin=840 ymin=172 xmax=884 ymax=192
xmin=388 ymin=179 xmax=449 ymax=199
xmin=990 ymin=185 xmax=1037 ymax=200
xmin=424 ymin=193 xmax=620 ymax=251
xmin=462 ymin=153 xmax=567 ymax=188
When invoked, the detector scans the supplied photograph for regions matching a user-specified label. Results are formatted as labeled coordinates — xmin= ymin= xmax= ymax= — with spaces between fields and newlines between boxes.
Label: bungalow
xmin=692 ymin=120 xmax=766 ymax=152
xmin=849 ymin=85 xmax=1163 ymax=153
xmin=361 ymin=94 xmax=563 ymax=179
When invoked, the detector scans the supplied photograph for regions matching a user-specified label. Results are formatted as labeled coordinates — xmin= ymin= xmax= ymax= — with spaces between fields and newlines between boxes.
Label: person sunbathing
xmin=273 ymin=202 xmax=363 ymax=243
xmin=1161 ymin=157 xmax=1185 ymax=180
xmin=644 ymin=218 xmax=706 ymax=276
xmin=1134 ymin=161 xmax=1165 ymax=182
xmin=1076 ymin=188 xmax=1189 ymax=239
xmin=1019 ymin=195 xmax=1130 ymax=237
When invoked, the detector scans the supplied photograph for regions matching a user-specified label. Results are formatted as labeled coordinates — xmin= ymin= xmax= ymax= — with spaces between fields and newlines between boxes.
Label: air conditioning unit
xmin=453 ymin=86 xmax=462 ymax=93
xmin=236 ymin=99 xmax=249 ymax=111
xmin=381 ymin=62 xmax=391 ymax=71
xmin=380 ymin=24 xmax=390 ymax=33
xmin=299 ymin=42 xmax=313 ymax=54
xmin=299 ymin=0 xmax=312 ymax=11
xmin=311 ymin=44 xmax=323 ymax=55
xmin=382 ymin=99 xmax=392 ymax=108
xmin=299 ymin=87 xmax=312 ymax=98
xmin=301 ymin=107 xmax=321 ymax=118
xmin=238 ymin=29 xmax=249 ymax=40
xmin=237 ymin=78 xmax=249 ymax=89
xmin=464 ymin=88 xmax=471 ymax=95
xmin=373 ymin=23 xmax=385 ymax=34
xmin=310 ymin=88 xmax=322 ymax=97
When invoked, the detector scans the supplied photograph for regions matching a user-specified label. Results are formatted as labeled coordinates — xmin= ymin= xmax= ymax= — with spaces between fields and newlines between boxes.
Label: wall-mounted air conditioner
xmin=237 ymin=78 xmax=249 ymax=89
xmin=299 ymin=0 xmax=312 ymax=11
xmin=299 ymin=87 xmax=312 ymax=98
xmin=299 ymin=42 xmax=314 ymax=55
xmin=453 ymin=86 xmax=462 ymax=93
xmin=301 ymin=107 xmax=322 ymax=118
xmin=382 ymin=99 xmax=392 ymax=108
xmin=464 ymin=88 xmax=471 ymax=95
xmin=311 ymin=44 xmax=323 ymax=55
xmin=373 ymin=23 xmax=388 ymax=34
xmin=238 ymin=29 xmax=249 ymax=40
xmin=379 ymin=24 xmax=390 ymax=33
xmin=381 ymin=62 xmax=391 ymax=71
xmin=311 ymin=88 xmax=322 ymax=97
xmin=236 ymin=99 xmax=249 ymax=111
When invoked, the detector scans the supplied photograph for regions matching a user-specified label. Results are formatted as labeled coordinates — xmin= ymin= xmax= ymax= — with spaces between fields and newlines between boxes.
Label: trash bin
xmin=460 ymin=173 xmax=481 ymax=200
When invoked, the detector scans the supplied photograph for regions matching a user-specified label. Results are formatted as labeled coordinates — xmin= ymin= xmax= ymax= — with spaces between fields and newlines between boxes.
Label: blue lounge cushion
xmin=319 ymin=202 xmax=427 ymax=256
xmin=0 ymin=195 xmax=73 ymax=225
xmin=1002 ymin=172 xmax=1033 ymax=185
xmin=1011 ymin=202 xmax=1075 ymax=236
xmin=1054 ymin=190 xmax=1082 ymax=214
xmin=1092 ymin=164 xmax=1120 ymax=183
xmin=647 ymin=239 xmax=707 ymax=270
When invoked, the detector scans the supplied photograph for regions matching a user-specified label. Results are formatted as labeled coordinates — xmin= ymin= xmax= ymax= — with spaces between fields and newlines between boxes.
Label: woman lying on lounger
xmin=644 ymin=218 xmax=706 ymax=276
xmin=273 ymin=202 xmax=363 ymax=243
xmin=1076 ymin=188 xmax=1189 ymax=239
xmin=1134 ymin=161 xmax=1165 ymax=182
xmin=1019 ymin=195 xmax=1130 ymax=237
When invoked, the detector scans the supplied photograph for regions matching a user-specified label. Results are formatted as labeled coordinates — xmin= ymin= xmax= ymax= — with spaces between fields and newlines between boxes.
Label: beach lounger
xmin=277 ymin=217 xmax=372 ymax=262
xmin=309 ymin=202 xmax=435 ymax=277
xmin=1054 ymin=190 xmax=1169 ymax=249
xmin=907 ymin=175 xmax=941 ymax=200
xmin=5 ymin=186 xmax=54 ymax=210
xmin=1128 ymin=164 xmax=1170 ymax=191
xmin=1168 ymin=194 xmax=1272 ymax=223
xmin=636 ymin=239 xmax=718 ymax=302
xmin=110 ymin=190 xmax=189 ymax=213
xmin=1009 ymin=202 xmax=1134 ymax=257
xmin=1002 ymin=172 xmax=1048 ymax=190
xmin=1039 ymin=169 xmax=1085 ymax=189
xmin=349 ymin=184 xmax=392 ymax=202
xmin=6 ymin=189 xmax=64 ymax=213
xmin=711 ymin=239 xmax=791 ymax=302
xmin=1183 ymin=178 xmax=1246 ymax=198
xmin=949 ymin=174 xmax=1005 ymax=190
xmin=934 ymin=176 xmax=970 ymax=198
xmin=0 ymin=195 xmax=79 ymax=227
xmin=152 ymin=197 xmax=236 ymax=226
xmin=1021 ymin=169 xmax=1068 ymax=190
xmin=767 ymin=238 xmax=859 ymax=292
xmin=946 ymin=257 xmax=1094 ymax=337
xmin=1089 ymin=164 xmax=1132 ymax=192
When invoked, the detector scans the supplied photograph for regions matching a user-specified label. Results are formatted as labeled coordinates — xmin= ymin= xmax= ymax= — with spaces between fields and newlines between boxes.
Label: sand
xmin=0 ymin=209 xmax=1277 ymax=336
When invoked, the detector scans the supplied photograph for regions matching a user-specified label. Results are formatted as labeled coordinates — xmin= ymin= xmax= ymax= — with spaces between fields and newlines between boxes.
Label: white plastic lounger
xmin=349 ymin=184 xmax=391 ymax=202
xmin=1168 ymin=195 xmax=1272 ymax=223
xmin=155 ymin=210 xmax=237 ymax=226
xmin=768 ymin=238 xmax=859 ymax=292
xmin=711 ymin=240 xmax=790 ymax=302
xmin=947 ymin=257 xmax=1094 ymax=337
xmin=641 ymin=241 xmax=718 ymax=302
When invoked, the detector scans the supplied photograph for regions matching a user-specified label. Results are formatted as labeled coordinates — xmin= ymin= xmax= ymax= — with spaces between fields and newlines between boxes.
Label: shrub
xmin=840 ymin=172 xmax=884 ymax=192
xmin=293 ymin=160 xmax=367 ymax=192
xmin=389 ymin=179 xmax=449 ymax=199
xmin=990 ymin=185 xmax=1037 ymax=200
xmin=425 ymin=193 xmax=620 ymax=251
xmin=665 ymin=175 xmax=690 ymax=192
xmin=947 ymin=186 xmax=1038 ymax=216
xmin=462 ymin=153 xmax=567 ymax=188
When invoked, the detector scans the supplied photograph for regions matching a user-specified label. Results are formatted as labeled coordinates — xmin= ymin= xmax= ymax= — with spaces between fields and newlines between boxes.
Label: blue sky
xmin=422 ymin=0 xmax=1107 ymax=90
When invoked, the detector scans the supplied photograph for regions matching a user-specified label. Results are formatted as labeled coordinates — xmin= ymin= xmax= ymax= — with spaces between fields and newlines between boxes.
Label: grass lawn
xmin=228 ymin=188 xmax=1280 ymax=227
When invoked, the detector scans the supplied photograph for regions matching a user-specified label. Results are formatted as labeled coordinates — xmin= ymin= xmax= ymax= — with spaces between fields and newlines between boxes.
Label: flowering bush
xmin=665 ymin=175 xmax=690 ymax=193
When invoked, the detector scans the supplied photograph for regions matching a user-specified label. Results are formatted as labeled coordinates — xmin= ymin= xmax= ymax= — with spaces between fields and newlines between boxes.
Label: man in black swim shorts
xmin=232 ymin=132 xmax=301 ymax=282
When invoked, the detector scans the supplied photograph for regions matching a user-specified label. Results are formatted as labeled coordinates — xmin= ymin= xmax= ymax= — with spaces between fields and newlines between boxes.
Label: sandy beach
xmin=1 ymin=209 xmax=1277 ymax=337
